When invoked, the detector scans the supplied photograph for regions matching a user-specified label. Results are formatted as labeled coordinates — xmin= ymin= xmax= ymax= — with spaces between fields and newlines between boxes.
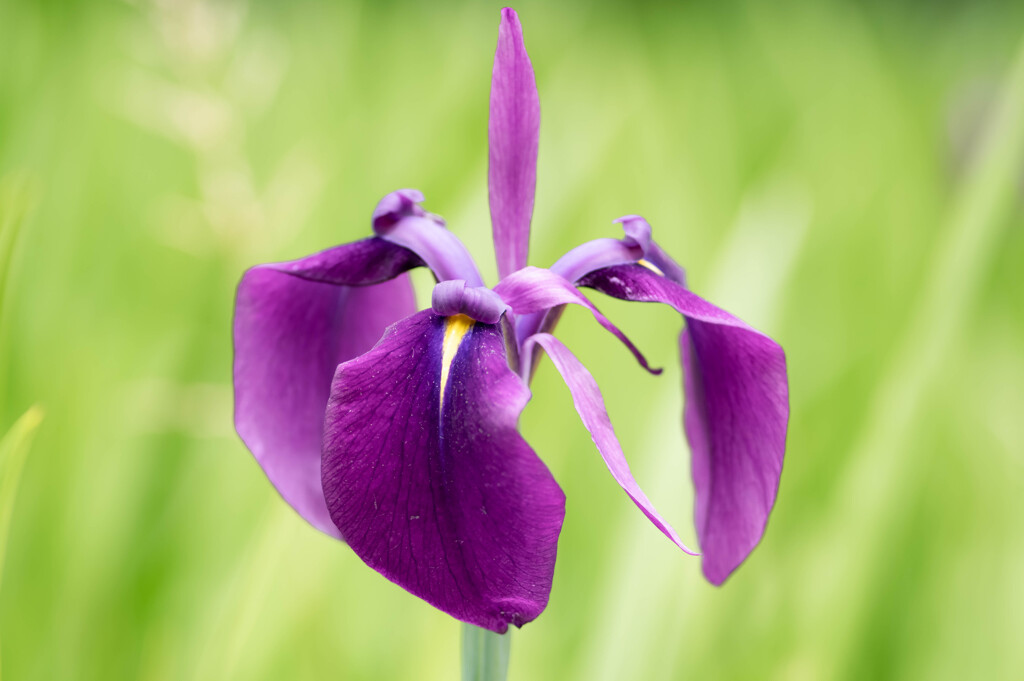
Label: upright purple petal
xmin=321 ymin=311 xmax=565 ymax=632
xmin=579 ymin=264 xmax=789 ymax=584
xmin=523 ymin=333 xmax=697 ymax=556
xmin=489 ymin=7 xmax=540 ymax=279
xmin=233 ymin=238 xmax=421 ymax=537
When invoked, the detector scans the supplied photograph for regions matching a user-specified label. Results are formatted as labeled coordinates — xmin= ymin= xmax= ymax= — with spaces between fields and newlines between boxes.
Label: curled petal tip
xmin=372 ymin=189 xmax=446 ymax=232
xmin=432 ymin=280 xmax=508 ymax=324
xmin=613 ymin=215 xmax=653 ymax=253
xmin=372 ymin=189 xmax=426 ymax=231
xmin=371 ymin=189 xmax=483 ymax=286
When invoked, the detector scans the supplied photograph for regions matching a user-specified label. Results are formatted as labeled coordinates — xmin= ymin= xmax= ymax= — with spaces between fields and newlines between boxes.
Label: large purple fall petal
xmin=489 ymin=7 xmax=540 ymax=280
xmin=233 ymin=238 xmax=421 ymax=537
xmin=321 ymin=311 xmax=565 ymax=632
xmin=579 ymin=264 xmax=789 ymax=585
xmin=523 ymin=333 xmax=697 ymax=556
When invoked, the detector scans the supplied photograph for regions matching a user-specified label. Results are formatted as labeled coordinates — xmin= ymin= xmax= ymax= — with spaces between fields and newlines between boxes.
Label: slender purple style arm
xmin=495 ymin=266 xmax=660 ymax=377
xmin=373 ymin=189 xmax=485 ymax=287
xmin=523 ymin=333 xmax=698 ymax=556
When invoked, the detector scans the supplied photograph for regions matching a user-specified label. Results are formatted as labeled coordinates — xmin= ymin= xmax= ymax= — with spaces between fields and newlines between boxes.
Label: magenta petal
xmin=233 ymin=238 xmax=420 ymax=537
xmin=494 ymin=266 xmax=660 ymax=376
xmin=524 ymin=333 xmax=697 ymax=556
xmin=579 ymin=264 xmax=789 ymax=584
xmin=488 ymin=7 xmax=540 ymax=279
xmin=321 ymin=311 xmax=565 ymax=632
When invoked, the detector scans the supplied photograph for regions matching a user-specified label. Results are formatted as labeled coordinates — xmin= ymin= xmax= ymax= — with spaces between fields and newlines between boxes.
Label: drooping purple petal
xmin=321 ymin=311 xmax=565 ymax=632
xmin=494 ymin=266 xmax=660 ymax=376
xmin=523 ymin=333 xmax=697 ymax=556
xmin=489 ymin=7 xmax=540 ymax=280
xmin=233 ymin=238 xmax=421 ymax=537
xmin=579 ymin=264 xmax=789 ymax=585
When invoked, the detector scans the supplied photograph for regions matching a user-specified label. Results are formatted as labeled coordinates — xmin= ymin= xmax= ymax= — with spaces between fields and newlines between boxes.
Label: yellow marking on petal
xmin=637 ymin=258 xmax=665 ymax=276
xmin=439 ymin=314 xmax=474 ymax=410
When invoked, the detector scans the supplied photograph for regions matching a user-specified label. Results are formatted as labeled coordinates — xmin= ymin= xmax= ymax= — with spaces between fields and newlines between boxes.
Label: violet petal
xmin=321 ymin=310 xmax=565 ymax=632
xmin=523 ymin=333 xmax=697 ymax=556
xmin=579 ymin=264 xmax=789 ymax=584
xmin=372 ymin=190 xmax=484 ymax=286
xmin=431 ymin=279 xmax=509 ymax=324
xmin=547 ymin=215 xmax=687 ymax=288
xmin=494 ymin=266 xmax=660 ymax=376
xmin=233 ymin=238 xmax=420 ymax=537
xmin=488 ymin=7 xmax=540 ymax=279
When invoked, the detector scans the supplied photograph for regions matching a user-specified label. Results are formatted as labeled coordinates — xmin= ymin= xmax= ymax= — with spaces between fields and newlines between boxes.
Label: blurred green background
xmin=2 ymin=0 xmax=1023 ymax=679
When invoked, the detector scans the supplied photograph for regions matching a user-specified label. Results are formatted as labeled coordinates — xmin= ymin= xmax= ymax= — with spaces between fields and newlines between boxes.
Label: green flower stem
xmin=461 ymin=624 xmax=510 ymax=681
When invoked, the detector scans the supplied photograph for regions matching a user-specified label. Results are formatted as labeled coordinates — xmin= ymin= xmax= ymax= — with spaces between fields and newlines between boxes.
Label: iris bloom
xmin=233 ymin=8 xmax=788 ymax=634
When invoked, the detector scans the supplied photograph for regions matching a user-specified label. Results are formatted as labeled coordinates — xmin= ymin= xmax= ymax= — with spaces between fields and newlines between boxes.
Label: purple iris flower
xmin=233 ymin=8 xmax=788 ymax=634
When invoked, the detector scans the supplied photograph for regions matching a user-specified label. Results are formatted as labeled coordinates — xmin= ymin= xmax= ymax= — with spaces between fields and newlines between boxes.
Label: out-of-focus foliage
xmin=1 ymin=1 xmax=1022 ymax=679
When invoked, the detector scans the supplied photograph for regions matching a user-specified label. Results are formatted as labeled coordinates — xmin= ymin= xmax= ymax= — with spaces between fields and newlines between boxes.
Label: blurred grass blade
xmin=0 ymin=175 xmax=38 ymax=418
xmin=0 ymin=406 xmax=44 ymax=676
xmin=461 ymin=624 xmax=510 ymax=681
xmin=793 ymin=30 xmax=1024 ymax=675
xmin=0 ymin=406 xmax=43 ymax=588
xmin=0 ymin=175 xmax=38 ymax=321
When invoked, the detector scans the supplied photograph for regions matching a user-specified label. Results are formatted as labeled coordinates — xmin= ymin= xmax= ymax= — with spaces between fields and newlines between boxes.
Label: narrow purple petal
xmin=522 ymin=333 xmax=697 ymax=556
xmin=547 ymin=216 xmax=686 ymax=287
xmin=233 ymin=238 xmax=420 ymax=537
xmin=321 ymin=311 xmax=565 ymax=632
xmin=372 ymin=190 xmax=485 ymax=286
xmin=548 ymin=237 xmax=641 ymax=285
xmin=494 ymin=266 xmax=660 ymax=376
xmin=489 ymin=7 xmax=540 ymax=280
xmin=579 ymin=264 xmax=789 ymax=584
